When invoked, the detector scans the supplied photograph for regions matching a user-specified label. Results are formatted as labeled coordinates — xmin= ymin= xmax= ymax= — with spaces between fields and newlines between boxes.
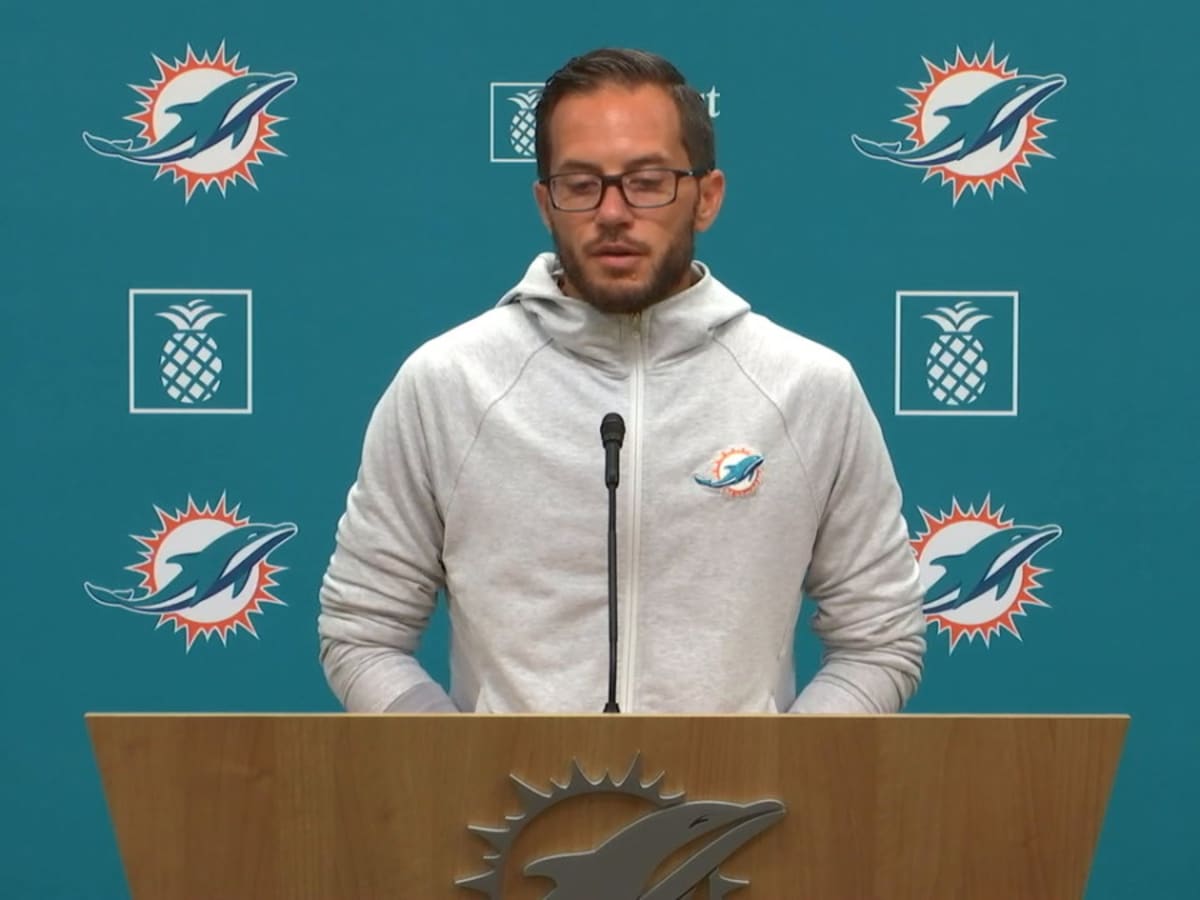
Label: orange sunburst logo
xmin=910 ymin=497 xmax=1061 ymax=652
xmin=82 ymin=43 xmax=297 ymax=201
xmin=852 ymin=46 xmax=1066 ymax=203
xmin=84 ymin=495 xmax=297 ymax=650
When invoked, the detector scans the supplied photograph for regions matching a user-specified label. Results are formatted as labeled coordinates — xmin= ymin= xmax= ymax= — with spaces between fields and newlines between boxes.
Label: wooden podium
xmin=87 ymin=714 xmax=1126 ymax=899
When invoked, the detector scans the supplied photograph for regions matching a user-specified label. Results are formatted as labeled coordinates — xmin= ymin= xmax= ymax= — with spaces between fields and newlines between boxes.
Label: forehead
xmin=545 ymin=83 xmax=687 ymax=168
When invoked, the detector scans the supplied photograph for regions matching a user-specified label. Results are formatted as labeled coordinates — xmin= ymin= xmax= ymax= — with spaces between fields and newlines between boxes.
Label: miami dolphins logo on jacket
xmin=695 ymin=447 xmax=764 ymax=498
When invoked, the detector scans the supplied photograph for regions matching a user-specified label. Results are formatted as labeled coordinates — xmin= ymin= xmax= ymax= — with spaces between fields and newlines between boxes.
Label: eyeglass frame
xmin=539 ymin=166 xmax=711 ymax=211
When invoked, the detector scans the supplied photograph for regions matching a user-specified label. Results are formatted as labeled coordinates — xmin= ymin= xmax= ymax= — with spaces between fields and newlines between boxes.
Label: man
xmin=319 ymin=48 xmax=926 ymax=714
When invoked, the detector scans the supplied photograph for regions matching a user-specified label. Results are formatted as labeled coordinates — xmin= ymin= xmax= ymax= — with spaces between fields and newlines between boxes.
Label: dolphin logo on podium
xmin=457 ymin=755 xmax=785 ymax=898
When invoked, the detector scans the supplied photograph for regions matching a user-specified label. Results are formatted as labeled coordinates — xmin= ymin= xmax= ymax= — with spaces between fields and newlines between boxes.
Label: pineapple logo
xmin=896 ymin=291 xmax=1017 ymax=416
xmin=490 ymin=83 xmax=544 ymax=162
xmin=158 ymin=299 xmax=225 ymax=405
xmin=130 ymin=289 xmax=252 ymax=414
xmin=508 ymin=88 xmax=541 ymax=158
xmin=923 ymin=301 xmax=990 ymax=407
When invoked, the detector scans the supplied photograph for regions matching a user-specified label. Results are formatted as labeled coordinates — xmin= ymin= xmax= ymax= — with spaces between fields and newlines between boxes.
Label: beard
xmin=551 ymin=214 xmax=697 ymax=315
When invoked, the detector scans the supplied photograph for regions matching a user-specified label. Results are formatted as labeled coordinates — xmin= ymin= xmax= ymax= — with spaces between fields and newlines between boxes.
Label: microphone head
xmin=600 ymin=412 xmax=625 ymax=447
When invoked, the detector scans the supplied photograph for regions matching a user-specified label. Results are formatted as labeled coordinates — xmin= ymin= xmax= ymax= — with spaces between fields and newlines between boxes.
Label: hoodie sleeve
xmin=789 ymin=369 xmax=926 ymax=714
xmin=318 ymin=361 xmax=454 ymax=712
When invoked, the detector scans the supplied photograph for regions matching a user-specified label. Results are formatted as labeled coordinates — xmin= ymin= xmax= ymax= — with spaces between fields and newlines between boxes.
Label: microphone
xmin=601 ymin=412 xmax=625 ymax=488
xmin=599 ymin=412 xmax=625 ymax=713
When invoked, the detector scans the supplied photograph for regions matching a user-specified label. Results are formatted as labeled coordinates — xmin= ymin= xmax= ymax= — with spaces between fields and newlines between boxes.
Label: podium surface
xmin=87 ymin=713 xmax=1127 ymax=899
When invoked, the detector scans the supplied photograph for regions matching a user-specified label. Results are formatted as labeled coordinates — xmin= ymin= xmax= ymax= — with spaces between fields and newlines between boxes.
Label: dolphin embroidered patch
xmin=694 ymin=448 xmax=764 ymax=497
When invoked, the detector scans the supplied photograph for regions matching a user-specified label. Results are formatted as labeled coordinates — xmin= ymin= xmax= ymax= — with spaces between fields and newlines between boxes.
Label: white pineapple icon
xmin=923 ymin=301 xmax=992 ymax=406
xmin=157 ymin=299 xmax=225 ymax=405
xmin=507 ymin=88 xmax=542 ymax=157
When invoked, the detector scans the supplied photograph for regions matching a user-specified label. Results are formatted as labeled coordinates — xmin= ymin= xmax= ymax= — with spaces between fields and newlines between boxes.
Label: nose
xmin=594 ymin=179 xmax=634 ymax=225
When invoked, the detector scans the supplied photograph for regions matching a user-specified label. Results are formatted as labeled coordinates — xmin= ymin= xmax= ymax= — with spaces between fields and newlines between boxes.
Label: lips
xmin=590 ymin=244 xmax=643 ymax=258
xmin=589 ymin=243 xmax=645 ymax=270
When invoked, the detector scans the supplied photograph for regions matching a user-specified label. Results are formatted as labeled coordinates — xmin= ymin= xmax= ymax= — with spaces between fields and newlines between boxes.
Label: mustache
xmin=583 ymin=233 xmax=650 ymax=254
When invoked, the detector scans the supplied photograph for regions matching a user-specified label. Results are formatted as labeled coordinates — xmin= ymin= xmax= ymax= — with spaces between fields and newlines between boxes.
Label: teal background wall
xmin=2 ymin=0 xmax=1195 ymax=896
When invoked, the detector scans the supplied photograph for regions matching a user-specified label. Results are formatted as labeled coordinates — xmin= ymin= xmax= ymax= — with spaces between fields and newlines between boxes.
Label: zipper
xmin=621 ymin=312 xmax=645 ymax=711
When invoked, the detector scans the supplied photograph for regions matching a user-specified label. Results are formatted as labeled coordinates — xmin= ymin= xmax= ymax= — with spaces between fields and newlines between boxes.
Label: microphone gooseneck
xmin=600 ymin=412 xmax=625 ymax=713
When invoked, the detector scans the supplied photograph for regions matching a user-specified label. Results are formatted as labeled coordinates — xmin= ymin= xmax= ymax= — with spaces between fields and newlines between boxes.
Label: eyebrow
xmin=553 ymin=153 xmax=674 ymax=173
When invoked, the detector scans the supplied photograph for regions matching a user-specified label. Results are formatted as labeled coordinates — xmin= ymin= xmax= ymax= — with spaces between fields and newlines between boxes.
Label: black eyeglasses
xmin=541 ymin=167 xmax=709 ymax=211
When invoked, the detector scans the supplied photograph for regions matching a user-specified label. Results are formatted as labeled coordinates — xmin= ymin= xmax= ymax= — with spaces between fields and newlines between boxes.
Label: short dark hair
xmin=535 ymin=48 xmax=715 ymax=179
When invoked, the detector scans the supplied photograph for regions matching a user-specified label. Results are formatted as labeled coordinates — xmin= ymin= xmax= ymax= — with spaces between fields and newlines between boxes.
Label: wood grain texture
xmin=86 ymin=714 xmax=1127 ymax=899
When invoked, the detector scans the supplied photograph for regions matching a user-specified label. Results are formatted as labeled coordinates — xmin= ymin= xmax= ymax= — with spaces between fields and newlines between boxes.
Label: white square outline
xmin=894 ymin=290 xmax=1019 ymax=417
xmin=129 ymin=289 xmax=253 ymax=415
xmin=489 ymin=81 xmax=543 ymax=163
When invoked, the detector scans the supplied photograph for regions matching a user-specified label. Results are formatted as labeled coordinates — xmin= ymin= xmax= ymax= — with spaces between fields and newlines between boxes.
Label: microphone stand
xmin=604 ymin=472 xmax=620 ymax=713
xmin=600 ymin=412 xmax=624 ymax=714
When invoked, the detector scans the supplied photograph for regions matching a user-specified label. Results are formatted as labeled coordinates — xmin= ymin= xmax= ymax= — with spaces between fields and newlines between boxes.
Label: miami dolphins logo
xmin=83 ymin=43 xmax=296 ymax=201
xmin=458 ymin=755 xmax=785 ymax=898
xmin=852 ymin=46 xmax=1065 ymax=203
xmin=84 ymin=495 xmax=297 ymax=649
xmin=911 ymin=497 xmax=1061 ymax=651
xmin=694 ymin=447 xmax=764 ymax=497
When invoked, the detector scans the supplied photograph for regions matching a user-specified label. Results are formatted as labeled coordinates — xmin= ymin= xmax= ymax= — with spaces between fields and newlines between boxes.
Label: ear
xmin=693 ymin=168 xmax=726 ymax=233
xmin=533 ymin=179 xmax=552 ymax=230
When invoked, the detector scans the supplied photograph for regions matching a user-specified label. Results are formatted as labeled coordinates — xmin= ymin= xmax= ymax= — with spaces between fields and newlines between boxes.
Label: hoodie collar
xmin=496 ymin=252 xmax=750 ymax=373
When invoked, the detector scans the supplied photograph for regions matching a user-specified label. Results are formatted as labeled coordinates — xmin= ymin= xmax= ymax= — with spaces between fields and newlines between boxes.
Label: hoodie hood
xmin=496 ymin=252 xmax=750 ymax=373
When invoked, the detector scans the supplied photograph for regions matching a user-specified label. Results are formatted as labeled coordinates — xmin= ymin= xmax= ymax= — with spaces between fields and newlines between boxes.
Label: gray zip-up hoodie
xmin=319 ymin=253 xmax=926 ymax=714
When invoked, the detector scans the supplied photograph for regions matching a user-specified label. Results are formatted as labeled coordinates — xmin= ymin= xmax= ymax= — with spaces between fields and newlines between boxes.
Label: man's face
xmin=534 ymin=83 xmax=725 ymax=315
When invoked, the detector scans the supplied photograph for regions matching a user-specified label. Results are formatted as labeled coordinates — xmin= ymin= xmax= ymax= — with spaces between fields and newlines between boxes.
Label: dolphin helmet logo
xmin=852 ymin=46 xmax=1065 ymax=202
xmin=85 ymin=496 xmax=297 ymax=649
xmin=457 ymin=756 xmax=785 ymax=899
xmin=911 ymin=497 xmax=1061 ymax=651
xmin=83 ymin=43 xmax=296 ymax=200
